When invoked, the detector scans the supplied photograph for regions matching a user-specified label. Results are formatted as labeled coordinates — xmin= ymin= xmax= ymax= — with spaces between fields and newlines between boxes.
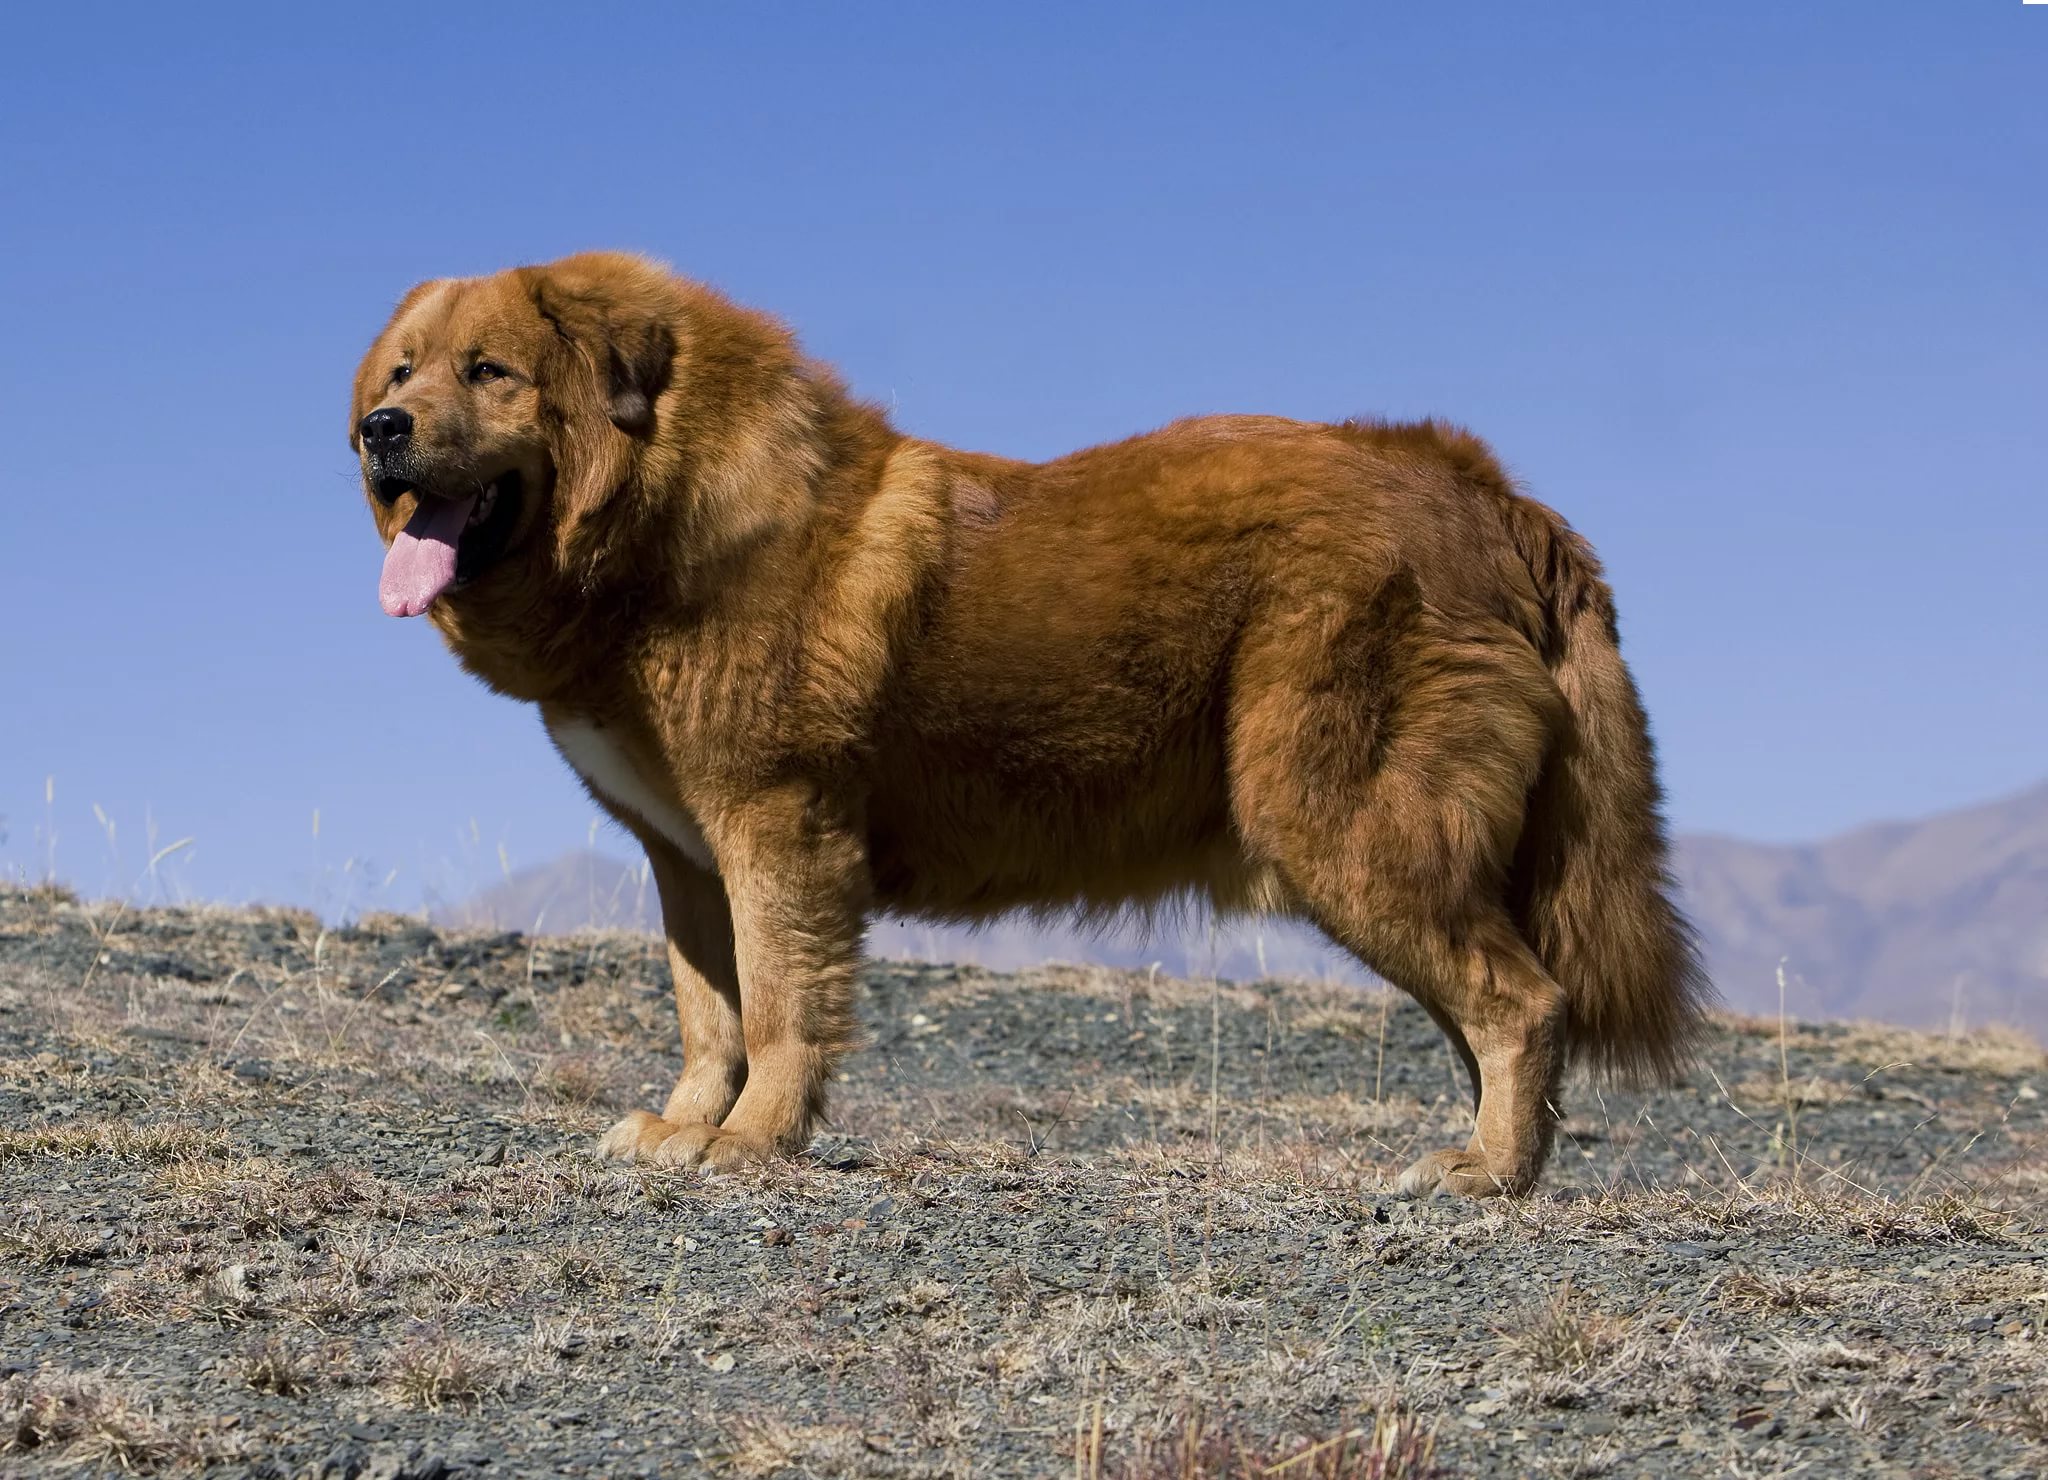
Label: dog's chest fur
xmin=545 ymin=715 xmax=715 ymax=872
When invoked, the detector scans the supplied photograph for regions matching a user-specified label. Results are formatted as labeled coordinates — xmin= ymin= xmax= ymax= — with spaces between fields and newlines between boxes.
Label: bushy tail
xmin=1504 ymin=498 xmax=1713 ymax=1084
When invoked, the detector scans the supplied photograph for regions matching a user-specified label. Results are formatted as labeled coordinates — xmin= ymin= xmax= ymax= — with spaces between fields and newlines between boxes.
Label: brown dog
xmin=349 ymin=252 xmax=1708 ymax=1196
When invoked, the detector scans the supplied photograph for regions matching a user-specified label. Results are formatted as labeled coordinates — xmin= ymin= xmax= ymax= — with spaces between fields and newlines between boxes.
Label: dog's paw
xmin=645 ymin=1122 xmax=773 ymax=1171
xmin=595 ymin=1109 xmax=690 ymax=1163
xmin=595 ymin=1111 xmax=771 ymax=1171
xmin=596 ymin=1109 xmax=665 ymax=1161
xmin=1396 ymin=1148 xmax=1524 ymax=1199
xmin=693 ymin=1127 xmax=775 ymax=1172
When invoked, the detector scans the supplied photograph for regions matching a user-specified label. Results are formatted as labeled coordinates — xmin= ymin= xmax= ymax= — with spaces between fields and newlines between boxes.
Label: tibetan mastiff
xmin=348 ymin=252 xmax=1706 ymax=1195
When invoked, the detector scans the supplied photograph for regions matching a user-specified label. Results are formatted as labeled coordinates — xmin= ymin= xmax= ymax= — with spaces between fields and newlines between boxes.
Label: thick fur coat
xmin=349 ymin=252 xmax=1708 ymax=1195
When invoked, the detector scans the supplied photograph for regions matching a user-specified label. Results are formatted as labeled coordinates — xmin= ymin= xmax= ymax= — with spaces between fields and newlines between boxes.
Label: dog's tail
xmin=1502 ymin=494 xmax=1713 ymax=1084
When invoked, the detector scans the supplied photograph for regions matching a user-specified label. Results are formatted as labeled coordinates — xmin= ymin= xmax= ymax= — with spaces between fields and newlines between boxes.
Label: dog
xmin=349 ymin=252 xmax=1708 ymax=1196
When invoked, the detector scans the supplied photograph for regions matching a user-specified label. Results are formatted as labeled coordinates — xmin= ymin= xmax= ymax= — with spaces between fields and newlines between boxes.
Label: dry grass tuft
xmin=384 ymin=1330 xmax=512 ymax=1411
xmin=0 ymin=1369 xmax=202 ymax=1471
xmin=9 ymin=881 xmax=80 ymax=906
xmin=715 ymin=1415 xmax=876 ymax=1477
xmin=0 ymin=1120 xmax=224 ymax=1164
xmin=547 ymin=1244 xmax=630 ymax=1297
xmin=151 ymin=1157 xmax=412 ymax=1241
xmin=0 ymin=1208 xmax=104 ymax=1267
xmin=1075 ymin=1405 xmax=1439 ymax=1480
xmin=1515 ymin=1180 xmax=2014 ymax=1250
xmin=1720 ymin=1268 xmax=1836 ymax=1313
xmin=238 ymin=1335 xmax=314 ymax=1397
xmin=1495 ymin=1280 xmax=1626 ymax=1376
xmin=1718 ymin=1013 xmax=2045 ymax=1077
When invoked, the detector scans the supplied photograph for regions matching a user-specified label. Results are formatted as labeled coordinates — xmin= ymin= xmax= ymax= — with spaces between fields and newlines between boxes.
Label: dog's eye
xmin=390 ymin=364 xmax=411 ymax=386
xmin=469 ymin=360 xmax=509 ymax=384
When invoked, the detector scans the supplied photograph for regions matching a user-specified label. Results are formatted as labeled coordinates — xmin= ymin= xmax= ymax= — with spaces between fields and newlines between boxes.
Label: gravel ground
xmin=2 ymin=884 xmax=2045 ymax=1478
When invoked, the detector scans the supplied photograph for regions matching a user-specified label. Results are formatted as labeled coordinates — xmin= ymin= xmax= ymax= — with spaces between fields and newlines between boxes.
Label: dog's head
xmin=349 ymin=253 xmax=679 ymax=619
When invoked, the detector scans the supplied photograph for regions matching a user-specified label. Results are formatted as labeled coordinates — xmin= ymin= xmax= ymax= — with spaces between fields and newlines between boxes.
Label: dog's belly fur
xmin=863 ymin=722 xmax=1260 ymax=923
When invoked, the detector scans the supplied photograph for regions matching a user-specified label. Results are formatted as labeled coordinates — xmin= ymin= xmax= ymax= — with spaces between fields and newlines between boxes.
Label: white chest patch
xmin=546 ymin=717 xmax=716 ymax=872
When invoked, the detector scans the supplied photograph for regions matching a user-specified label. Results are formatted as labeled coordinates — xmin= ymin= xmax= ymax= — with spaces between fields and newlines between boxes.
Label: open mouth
xmin=377 ymin=469 xmax=529 ymax=618
xmin=452 ymin=470 xmax=525 ymax=587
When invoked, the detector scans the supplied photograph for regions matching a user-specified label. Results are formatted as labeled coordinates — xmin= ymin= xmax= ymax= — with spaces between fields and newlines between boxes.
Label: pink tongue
xmin=379 ymin=493 xmax=478 ymax=617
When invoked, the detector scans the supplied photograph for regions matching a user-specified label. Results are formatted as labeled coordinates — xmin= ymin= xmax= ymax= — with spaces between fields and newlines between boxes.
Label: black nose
xmin=358 ymin=406 xmax=413 ymax=453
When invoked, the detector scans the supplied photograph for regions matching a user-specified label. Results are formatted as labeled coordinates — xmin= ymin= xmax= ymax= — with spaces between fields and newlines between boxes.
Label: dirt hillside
xmin=3 ymin=887 xmax=2044 ymax=1477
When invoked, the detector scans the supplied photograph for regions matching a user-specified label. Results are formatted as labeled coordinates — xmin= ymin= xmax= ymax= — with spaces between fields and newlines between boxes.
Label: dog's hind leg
xmin=1324 ymin=904 xmax=1568 ymax=1196
xmin=1229 ymin=576 xmax=1568 ymax=1194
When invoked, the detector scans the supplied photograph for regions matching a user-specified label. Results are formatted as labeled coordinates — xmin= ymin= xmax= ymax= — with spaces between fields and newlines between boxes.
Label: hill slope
xmin=2 ymin=888 xmax=2044 ymax=1476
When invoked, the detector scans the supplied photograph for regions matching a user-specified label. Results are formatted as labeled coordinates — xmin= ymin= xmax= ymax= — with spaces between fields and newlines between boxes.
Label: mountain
xmin=1674 ymin=780 xmax=2048 ymax=1035
xmin=440 ymin=781 xmax=2048 ymax=1036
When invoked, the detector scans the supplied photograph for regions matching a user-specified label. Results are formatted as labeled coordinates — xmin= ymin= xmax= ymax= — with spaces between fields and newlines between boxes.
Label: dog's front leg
xmin=604 ymin=782 xmax=866 ymax=1172
xmin=596 ymin=838 xmax=748 ymax=1163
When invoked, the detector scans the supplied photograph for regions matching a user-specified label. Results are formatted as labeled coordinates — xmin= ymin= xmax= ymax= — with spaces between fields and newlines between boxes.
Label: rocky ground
xmin=1 ymin=884 xmax=2044 ymax=1478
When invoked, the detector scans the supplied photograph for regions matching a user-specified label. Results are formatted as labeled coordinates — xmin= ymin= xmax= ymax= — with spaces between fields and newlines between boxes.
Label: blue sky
xmin=2 ymin=2 xmax=2043 ymax=911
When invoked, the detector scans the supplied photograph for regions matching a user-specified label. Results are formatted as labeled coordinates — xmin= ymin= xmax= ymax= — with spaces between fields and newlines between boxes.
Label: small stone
xmin=1732 ymin=1408 xmax=1782 ymax=1438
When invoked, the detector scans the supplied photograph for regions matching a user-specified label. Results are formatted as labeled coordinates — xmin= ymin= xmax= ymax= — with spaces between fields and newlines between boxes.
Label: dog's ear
xmin=602 ymin=317 xmax=675 ymax=437
xmin=523 ymin=256 xmax=682 ymax=579
xmin=527 ymin=256 xmax=676 ymax=437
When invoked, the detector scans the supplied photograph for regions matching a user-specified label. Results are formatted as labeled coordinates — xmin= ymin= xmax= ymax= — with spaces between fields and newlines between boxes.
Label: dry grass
xmin=0 ymin=1368 xmax=231 ymax=1472
xmin=150 ymin=1155 xmax=411 ymax=1237
xmin=1719 ymin=1268 xmax=1838 ymax=1313
xmin=2006 ymin=1380 xmax=2048 ymax=1445
xmin=1073 ymin=1405 xmax=1440 ymax=1480
xmin=715 ymin=1414 xmax=878 ymax=1477
xmin=195 ymin=1261 xmax=266 ymax=1327
xmin=0 ymin=1051 xmax=93 ymax=1086
xmin=1497 ymin=1179 xmax=2012 ymax=1248
xmin=383 ymin=1330 xmax=515 ymax=1411
xmin=0 ymin=1207 xmax=104 ymax=1267
xmin=0 ymin=1120 xmax=225 ymax=1164
xmin=238 ymin=1335 xmax=315 ymax=1397
xmin=536 ymin=1053 xmax=611 ymax=1108
xmin=1494 ymin=1280 xmax=1626 ymax=1376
